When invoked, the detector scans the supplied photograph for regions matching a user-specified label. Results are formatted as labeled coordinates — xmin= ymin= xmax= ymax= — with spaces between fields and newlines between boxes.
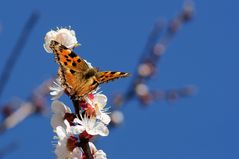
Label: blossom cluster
xmin=44 ymin=27 xmax=108 ymax=159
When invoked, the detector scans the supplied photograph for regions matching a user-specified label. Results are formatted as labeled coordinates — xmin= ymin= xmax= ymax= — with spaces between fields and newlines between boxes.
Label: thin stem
xmin=78 ymin=138 xmax=94 ymax=159
xmin=72 ymin=99 xmax=94 ymax=159
xmin=72 ymin=99 xmax=80 ymax=117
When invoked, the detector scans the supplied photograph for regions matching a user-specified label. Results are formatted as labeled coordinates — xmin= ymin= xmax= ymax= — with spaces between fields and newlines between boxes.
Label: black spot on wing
xmin=92 ymin=80 xmax=98 ymax=85
xmin=59 ymin=44 xmax=68 ymax=50
xmin=110 ymin=72 xmax=116 ymax=75
xmin=120 ymin=72 xmax=128 ymax=76
xmin=72 ymin=62 xmax=77 ymax=67
xmin=84 ymin=69 xmax=97 ymax=79
xmin=69 ymin=52 xmax=77 ymax=58
xmin=58 ymin=66 xmax=71 ymax=91
xmin=70 ymin=69 xmax=76 ymax=74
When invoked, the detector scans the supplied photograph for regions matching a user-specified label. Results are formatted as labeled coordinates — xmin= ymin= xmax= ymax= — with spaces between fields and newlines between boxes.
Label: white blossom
xmin=55 ymin=120 xmax=84 ymax=141
xmin=55 ymin=120 xmax=83 ymax=159
xmin=55 ymin=138 xmax=71 ymax=159
xmin=44 ymin=27 xmax=78 ymax=53
xmin=89 ymin=142 xmax=107 ymax=159
xmin=74 ymin=115 xmax=109 ymax=136
xmin=55 ymin=120 xmax=107 ymax=159
xmin=55 ymin=145 xmax=82 ymax=159
xmin=46 ymin=27 xmax=110 ymax=159
xmin=110 ymin=110 xmax=124 ymax=125
xmin=86 ymin=93 xmax=111 ymax=125
xmin=49 ymin=78 xmax=64 ymax=100
xmin=51 ymin=100 xmax=72 ymax=130
xmin=71 ymin=148 xmax=83 ymax=159
xmin=95 ymin=150 xmax=107 ymax=159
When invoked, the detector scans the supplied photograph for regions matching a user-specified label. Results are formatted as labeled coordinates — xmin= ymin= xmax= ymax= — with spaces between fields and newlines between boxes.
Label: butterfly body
xmin=50 ymin=40 xmax=129 ymax=98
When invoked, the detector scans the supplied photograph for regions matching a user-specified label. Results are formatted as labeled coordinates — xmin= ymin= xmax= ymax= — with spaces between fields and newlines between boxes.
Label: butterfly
xmin=49 ymin=40 xmax=129 ymax=98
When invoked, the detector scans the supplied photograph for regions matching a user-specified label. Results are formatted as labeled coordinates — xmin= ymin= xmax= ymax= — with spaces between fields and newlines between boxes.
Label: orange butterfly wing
xmin=50 ymin=40 xmax=129 ymax=98
xmin=50 ymin=40 xmax=99 ymax=97
xmin=96 ymin=71 xmax=129 ymax=84
xmin=50 ymin=40 xmax=89 ymax=73
xmin=58 ymin=66 xmax=99 ymax=97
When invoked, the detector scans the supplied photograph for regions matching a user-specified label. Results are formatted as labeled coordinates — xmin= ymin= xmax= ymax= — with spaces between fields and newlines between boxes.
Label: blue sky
xmin=0 ymin=0 xmax=239 ymax=159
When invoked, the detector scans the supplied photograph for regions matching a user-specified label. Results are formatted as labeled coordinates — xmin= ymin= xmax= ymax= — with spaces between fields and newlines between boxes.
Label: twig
xmin=0 ymin=79 xmax=51 ymax=134
xmin=0 ymin=12 xmax=40 ymax=99
xmin=115 ymin=2 xmax=194 ymax=106
xmin=72 ymin=99 xmax=80 ymax=117
xmin=79 ymin=138 xmax=94 ymax=159
xmin=124 ymin=20 xmax=165 ymax=101
xmin=72 ymin=99 xmax=94 ymax=159
xmin=0 ymin=142 xmax=18 ymax=159
xmin=0 ymin=102 xmax=35 ymax=133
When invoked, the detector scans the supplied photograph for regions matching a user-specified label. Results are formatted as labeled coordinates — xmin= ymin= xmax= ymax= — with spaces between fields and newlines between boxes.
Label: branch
xmin=78 ymin=138 xmax=94 ymax=159
xmin=113 ymin=2 xmax=194 ymax=106
xmin=72 ymin=99 xmax=80 ymax=117
xmin=0 ymin=142 xmax=18 ymax=159
xmin=0 ymin=11 xmax=40 ymax=99
xmin=72 ymin=99 xmax=94 ymax=159
xmin=0 ymin=79 xmax=51 ymax=134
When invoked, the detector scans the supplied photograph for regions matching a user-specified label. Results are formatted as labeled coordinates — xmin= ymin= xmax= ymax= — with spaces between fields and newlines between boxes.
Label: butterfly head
xmin=49 ymin=40 xmax=60 ymax=50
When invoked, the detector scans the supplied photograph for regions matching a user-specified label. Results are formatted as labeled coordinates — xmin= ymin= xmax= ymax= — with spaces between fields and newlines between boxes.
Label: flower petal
xmin=55 ymin=137 xmax=73 ymax=159
xmin=94 ymin=94 xmax=107 ymax=109
xmin=49 ymin=79 xmax=64 ymax=100
xmin=56 ymin=126 xmax=67 ymax=140
xmin=51 ymin=100 xmax=71 ymax=114
xmin=51 ymin=114 xmax=66 ymax=130
xmin=73 ymin=117 xmax=83 ymax=125
xmin=95 ymin=150 xmax=107 ymax=159
xmin=44 ymin=30 xmax=57 ymax=53
xmin=44 ymin=27 xmax=78 ymax=53
xmin=88 ymin=122 xmax=109 ymax=136
xmin=98 ymin=113 xmax=111 ymax=125
xmin=71 ymin=125 xmax=85 ymax=134
xmin=89 ymin=142 xmax=97 ymax=153
xmin=71 ymin=147 xmax=83 ymax=159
